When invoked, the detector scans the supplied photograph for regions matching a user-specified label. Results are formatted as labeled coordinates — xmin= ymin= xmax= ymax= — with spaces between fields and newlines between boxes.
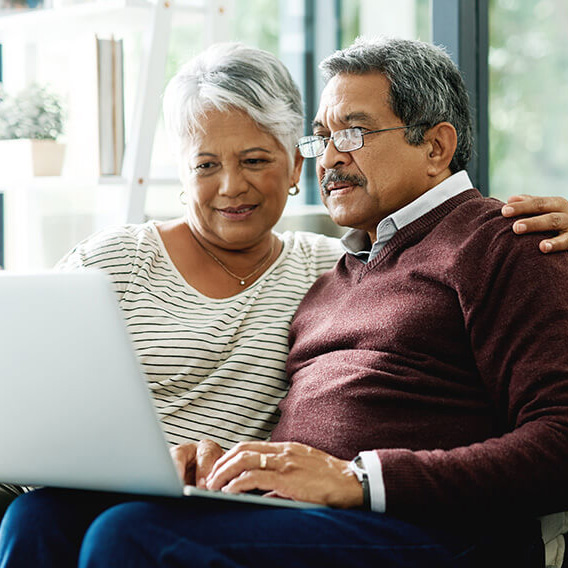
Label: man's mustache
xmin=320 ymin=170 xmax=366 ymax=194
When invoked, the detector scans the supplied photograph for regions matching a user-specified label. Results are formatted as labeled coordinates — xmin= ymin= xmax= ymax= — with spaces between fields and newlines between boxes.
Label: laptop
xmin=0 ymin=270 xmax=319 ymax=509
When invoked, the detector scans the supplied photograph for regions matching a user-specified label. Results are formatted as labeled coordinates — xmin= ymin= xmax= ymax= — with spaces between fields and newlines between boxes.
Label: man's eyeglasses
xmin=296 ymin=124 xmax=427 ymax=158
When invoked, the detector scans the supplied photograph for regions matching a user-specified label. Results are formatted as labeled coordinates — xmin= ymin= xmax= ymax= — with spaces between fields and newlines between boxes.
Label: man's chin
xmin=325 ymin=208 xmax=357 ymax=229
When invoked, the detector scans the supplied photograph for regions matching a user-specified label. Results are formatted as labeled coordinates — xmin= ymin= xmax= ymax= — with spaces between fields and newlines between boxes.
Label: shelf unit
xmin=0 ymin=0 xmax=160 ymax=40
xmin=0 ymin=179 xmax=123 ymax=270
xmin=0 ymin=0 xmax=220 ymax=226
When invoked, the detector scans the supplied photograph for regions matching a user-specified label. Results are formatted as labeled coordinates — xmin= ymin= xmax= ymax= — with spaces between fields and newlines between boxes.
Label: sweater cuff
xmin=360 ymin=450 xmax=386 ymax=512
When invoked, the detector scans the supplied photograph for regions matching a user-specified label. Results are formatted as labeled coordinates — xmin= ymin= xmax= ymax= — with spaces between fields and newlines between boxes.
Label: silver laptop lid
xmin=0 ymin=270 xmax=184 ymax=497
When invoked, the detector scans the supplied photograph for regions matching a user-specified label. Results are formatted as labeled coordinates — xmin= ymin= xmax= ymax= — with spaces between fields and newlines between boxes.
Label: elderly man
xmin=3 ymin=38 xmax=568 ymax=568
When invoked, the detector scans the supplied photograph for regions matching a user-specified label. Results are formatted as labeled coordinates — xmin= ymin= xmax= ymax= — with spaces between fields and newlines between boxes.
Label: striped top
xmin=56 ymin=221 xmax=342 ymax=449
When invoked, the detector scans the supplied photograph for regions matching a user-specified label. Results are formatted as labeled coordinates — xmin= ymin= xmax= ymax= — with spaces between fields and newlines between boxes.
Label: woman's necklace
xmin=190 ymin=228 xmax=276 ymax=286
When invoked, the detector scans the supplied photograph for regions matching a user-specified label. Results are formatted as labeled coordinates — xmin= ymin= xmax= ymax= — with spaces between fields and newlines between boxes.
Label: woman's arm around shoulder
xmin=501 ymin=194 xmax=568 ymax=253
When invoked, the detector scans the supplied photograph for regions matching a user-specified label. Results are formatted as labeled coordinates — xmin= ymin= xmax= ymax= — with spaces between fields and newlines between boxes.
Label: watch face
xmin=349 ymin=456 xmax=366 ymax=482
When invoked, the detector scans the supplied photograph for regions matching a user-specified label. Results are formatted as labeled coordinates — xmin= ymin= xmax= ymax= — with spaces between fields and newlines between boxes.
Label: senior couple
xmin=1 ymin=37 xmax=568 ymax=567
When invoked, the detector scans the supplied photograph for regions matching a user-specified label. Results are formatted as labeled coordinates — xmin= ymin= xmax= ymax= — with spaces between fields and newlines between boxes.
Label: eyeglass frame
xmin=295 ymin=123 xmax=428 ymax=159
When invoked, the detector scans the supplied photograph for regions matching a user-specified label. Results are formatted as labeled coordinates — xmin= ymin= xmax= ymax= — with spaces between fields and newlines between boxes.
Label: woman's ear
xmin=424 ymin=122 xmax=457 ymax=177
xmin=291 ymin=149 xmax=304 ymax=185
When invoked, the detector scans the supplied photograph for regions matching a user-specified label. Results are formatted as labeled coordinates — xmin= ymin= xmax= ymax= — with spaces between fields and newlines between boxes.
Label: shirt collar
xmin=341 ymin=170 xmax=474 ymax=259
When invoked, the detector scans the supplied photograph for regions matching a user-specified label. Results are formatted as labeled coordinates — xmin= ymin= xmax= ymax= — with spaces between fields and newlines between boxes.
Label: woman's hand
xmin=170 ymin=439 xmax=225 ymax=487
xmin=205 ymin=441 xmax=363 ymax=508
xmin=502 ymin=194 xmax=568 ymax=253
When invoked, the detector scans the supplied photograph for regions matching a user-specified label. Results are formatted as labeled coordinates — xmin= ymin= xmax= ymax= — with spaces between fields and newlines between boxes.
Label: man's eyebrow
xmin=311 ymin=112 xmax=375 ymax=130
xmin=344 ymin=112 xmax=374 ymax=124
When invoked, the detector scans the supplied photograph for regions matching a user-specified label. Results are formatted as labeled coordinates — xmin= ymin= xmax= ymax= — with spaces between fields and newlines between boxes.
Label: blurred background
xmin=0 ymin=0 xmax=566 ymax=270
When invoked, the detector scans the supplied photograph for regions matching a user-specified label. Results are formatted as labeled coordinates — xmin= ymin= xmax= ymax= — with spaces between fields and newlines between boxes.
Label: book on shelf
xmin=0 ymin=0 xmax=48 ymax=15
xmin=96 ymin=36 xmax=125 ymax=177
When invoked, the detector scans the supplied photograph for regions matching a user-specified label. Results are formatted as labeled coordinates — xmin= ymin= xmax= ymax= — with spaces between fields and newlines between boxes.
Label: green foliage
xmin=332 ymin=0 xmax=568 ymax=201
xmin=0 ymin=83 xmax=65 ymax=141
xmin=233 ymin=0 xmax=279 ymax=54
xmin=163 ymin=0 xmax=279 ymax=88
xmin=340 ymin=0 xmax=430 ymax=48
xmin=489 ymin=0 xmax=568 ymax=200
xmin=340 ymin=0 xmax=360 ymax=48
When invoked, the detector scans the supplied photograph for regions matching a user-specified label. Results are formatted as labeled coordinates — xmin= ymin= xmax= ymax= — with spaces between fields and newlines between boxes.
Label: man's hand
xmin=205 ymin=441 xmax=363 ymax=508
xmin=170 ymin=439 xmax=225 ymax=487
xmin=502 ymin=194 xmax=568 ymax=253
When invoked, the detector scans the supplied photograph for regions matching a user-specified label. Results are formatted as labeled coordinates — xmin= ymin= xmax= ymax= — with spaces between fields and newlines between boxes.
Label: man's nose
xmin=318 ymin=138 xmax=352 ymax=170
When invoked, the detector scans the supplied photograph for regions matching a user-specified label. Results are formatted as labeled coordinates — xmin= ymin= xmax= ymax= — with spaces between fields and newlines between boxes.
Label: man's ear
xmin=424 ymin=122 xmax=457 ymax=177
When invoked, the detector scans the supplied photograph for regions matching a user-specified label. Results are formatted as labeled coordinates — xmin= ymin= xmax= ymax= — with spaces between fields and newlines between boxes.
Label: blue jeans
xmin=0 ymin=488 xmax=542 ymax=568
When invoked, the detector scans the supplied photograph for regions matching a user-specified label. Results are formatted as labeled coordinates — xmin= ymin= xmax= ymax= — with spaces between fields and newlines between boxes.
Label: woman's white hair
xmin=163 ymin=42 xmax=304 ymax=166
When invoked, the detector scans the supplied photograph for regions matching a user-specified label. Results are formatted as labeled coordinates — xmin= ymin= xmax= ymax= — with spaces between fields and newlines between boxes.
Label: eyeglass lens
xmin=298 ymin=128 xmax=364 ymax=158
xmin=334 ymin=129 xmax=363 ymax=152
xmin=298 ymin=136 xmax=325 ymax=158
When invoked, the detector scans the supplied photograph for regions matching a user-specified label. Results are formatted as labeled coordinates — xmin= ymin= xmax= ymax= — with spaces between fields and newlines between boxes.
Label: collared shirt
xmin=344 ymin=169 xmax=474 ymax=513
xmin=341 ymin=170 xmax=474 ymax=264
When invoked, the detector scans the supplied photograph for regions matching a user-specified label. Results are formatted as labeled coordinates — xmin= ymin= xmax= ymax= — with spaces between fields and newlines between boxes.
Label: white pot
xmin=0 ymin=139 xmax=66 ymax=180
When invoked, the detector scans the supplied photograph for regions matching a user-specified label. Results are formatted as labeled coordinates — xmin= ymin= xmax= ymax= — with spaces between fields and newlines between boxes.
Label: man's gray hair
xmin=163 ymin=42 xmax=304 ymax=165
xmin=319 ymin=37 xmax=473 ymax=173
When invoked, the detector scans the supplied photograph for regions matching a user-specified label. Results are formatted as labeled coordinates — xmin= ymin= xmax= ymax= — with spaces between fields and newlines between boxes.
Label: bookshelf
xmin=0 ymin=0 xmax=212 ymax=229
xmin=0 ymin=0 xmax=157 ymax=41
xmin=0 ymin=0 xmax=249 ymax=269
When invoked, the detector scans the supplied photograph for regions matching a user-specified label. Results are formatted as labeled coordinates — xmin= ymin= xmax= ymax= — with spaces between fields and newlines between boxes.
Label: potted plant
xmin=0 ymin=83 xmax=66 ymax=176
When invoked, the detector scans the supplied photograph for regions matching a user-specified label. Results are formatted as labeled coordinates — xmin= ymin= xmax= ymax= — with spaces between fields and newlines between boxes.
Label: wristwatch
xmin=349 ymin=455 xmax=371 ymax=510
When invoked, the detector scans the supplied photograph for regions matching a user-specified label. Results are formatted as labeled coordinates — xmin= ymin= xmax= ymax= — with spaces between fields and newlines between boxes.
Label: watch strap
xmin=349 ymin=455 xmax=371 ymax=510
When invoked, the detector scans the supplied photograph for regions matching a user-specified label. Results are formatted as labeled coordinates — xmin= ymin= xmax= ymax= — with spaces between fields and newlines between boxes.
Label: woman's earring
xmin=179 ymin=190 xmax=187 ymax=205
xmin=288 ymin=184 xmax=300 ymax=196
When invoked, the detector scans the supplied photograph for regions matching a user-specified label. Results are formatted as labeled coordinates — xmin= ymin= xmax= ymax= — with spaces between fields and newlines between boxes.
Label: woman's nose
xmin=218 ymin=168 xmax=248 ymax=196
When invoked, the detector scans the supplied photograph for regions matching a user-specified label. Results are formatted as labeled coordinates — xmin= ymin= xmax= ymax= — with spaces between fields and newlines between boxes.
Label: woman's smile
xmin=216 ymin=204 xmax=259 ymax=220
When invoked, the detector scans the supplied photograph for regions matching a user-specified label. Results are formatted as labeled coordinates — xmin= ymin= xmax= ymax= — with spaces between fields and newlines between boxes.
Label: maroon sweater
xmin=272 ymin=189 xmax=568 ymax=521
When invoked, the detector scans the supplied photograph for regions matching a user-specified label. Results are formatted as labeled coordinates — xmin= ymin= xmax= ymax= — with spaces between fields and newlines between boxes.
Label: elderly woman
xmin=0 ymin=42 xmax=343 ymax=548
xmin=65 ymin=43 xmax=344 ymax=452
xmin=1 ymin=39 xmax=568 ymax=566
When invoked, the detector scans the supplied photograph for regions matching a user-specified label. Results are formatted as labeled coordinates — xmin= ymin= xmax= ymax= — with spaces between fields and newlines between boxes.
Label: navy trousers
xmin=0 ymin=488 xmax=543 ymax=568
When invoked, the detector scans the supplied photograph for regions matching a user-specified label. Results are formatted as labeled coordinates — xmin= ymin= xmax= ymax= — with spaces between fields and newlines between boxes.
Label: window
xmin=489 ymin=0 xmax=568 ymax=201
xmin=340 ymin=0 xmax=431 ymax=47
xmin=6 ymin=0 xmax=516 ymax=271
xmin=151 ymin=0 xmax=432 ymax=210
